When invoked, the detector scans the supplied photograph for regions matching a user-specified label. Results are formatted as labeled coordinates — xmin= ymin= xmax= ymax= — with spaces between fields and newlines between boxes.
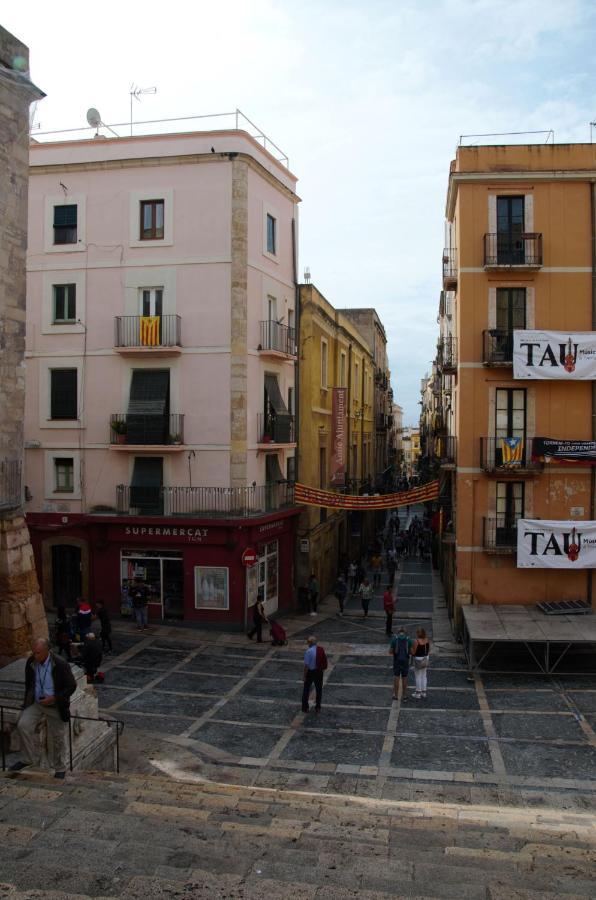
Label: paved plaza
xmin=94 ymin=547 xmax=596 ymax=807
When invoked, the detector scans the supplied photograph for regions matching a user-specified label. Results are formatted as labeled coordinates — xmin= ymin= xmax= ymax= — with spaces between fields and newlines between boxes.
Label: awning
xmin=264 ymin=374 xmax=287 ymax=414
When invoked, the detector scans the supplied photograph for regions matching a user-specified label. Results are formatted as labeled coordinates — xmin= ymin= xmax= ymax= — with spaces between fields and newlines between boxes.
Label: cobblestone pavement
xmin=86 ymin=528 xmax=596 ymax=811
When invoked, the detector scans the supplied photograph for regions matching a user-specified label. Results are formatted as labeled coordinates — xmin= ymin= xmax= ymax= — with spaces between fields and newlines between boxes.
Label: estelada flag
xmin=500 ymin=436 xmax=524 ymax=466
xmin=294 ymin=480 xmax=439 ymax=510
xmin=140 ymin=316 xmax=160 ymax=346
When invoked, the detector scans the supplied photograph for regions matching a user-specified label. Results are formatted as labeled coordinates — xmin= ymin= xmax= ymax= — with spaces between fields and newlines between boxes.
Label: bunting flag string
xmin=294 ymin=480 xmax=440 ymax=510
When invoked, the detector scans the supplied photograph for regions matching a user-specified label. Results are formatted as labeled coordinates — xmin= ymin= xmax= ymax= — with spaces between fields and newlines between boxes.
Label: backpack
xmin=315 ymin=646 xmax=328 ymax=670
xmin=394 ymin=635 xmax=409 ymax=663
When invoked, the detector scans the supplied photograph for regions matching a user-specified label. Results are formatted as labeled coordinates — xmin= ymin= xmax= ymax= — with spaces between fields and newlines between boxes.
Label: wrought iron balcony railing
xmin=258 ymin=321 xmax=297 ymax=356
xmin=114 ymin=315 xmax=182 ymax=348
xmin=483 ymin=516 xmax=519 ymax=552
xmin=480 ymin=437 xmax=542 ymax=473
xmin=483 ymin=329 xmax=514 ymax=365
xmin=110 ymin=413 xmax=184 ymax=446
xmin=483 ymin=233 xmax=543 ymax=268
xmin=434 ymin=435 xmax=456 ymax=465
xmin=437 ymin=336 xmax=457 ymax=372
xmin=115 ymin=483 xmax=295 ymax=517
xmin=0 ymin=459 xmax=22 ymax=511
xmin=442 ymin=248 xmax=457 ymax=284
xmin=257 ymin=412 xmax=295 ymax=443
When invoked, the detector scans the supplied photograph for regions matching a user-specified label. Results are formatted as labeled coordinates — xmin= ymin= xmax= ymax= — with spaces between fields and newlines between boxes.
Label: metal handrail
xmin=484 ymin=233 xmax=543 ymax=267
xmin=114 ymin=315 xmax=182 ymax=348
xmin=0 ymin=701 xmax=124 ymax=774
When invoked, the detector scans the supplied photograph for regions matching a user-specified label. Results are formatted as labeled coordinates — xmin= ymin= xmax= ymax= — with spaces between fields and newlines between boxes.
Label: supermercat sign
xmin=517 ymin=519 xmax=596 ymax=568
xmin=513 ymin=331 xmax=596 ymax=380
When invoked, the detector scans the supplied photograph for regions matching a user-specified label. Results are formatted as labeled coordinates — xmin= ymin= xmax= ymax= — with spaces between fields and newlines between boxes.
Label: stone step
xmin=0 ymin=769 xmax=595 ymax=898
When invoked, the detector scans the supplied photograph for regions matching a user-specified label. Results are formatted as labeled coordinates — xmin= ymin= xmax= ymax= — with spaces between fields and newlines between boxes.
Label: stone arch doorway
xmin=41 ymin=536 xmax=90 ymax=610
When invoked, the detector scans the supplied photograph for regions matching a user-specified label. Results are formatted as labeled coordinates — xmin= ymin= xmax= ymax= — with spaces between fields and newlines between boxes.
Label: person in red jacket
xmin=383 ymin=585 xmax=395 ymax=636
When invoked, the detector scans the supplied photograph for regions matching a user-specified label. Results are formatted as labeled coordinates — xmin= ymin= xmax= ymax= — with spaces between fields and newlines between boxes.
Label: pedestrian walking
xmin=95 ymin=601 xmax=112 ymax=653
xmin=130 ymin=578 xmax=149 ymax=631
xmin=347 ymin=560 xmax=357 ymax=594
xmin=389 ymin=626 xmax=412 ymax=702
xmin=10 ymin=638 xmax=77 ymax=779
xmin=308 ymin=572 xmax=320 ymax=616
xmin=383 ymin=585 xmax=395 ymax=636
xmin=333 ymin=574 xmax=347 ymax=616
xmin=76 ymin=597 xmax=93 ymax=639
xmin=72 ymin=632 xmax=103 ymax=683
xmin=301 ymin=635 xmax=327 ymax=713
xmin=358 ymin=577 xmax=373 ymax=617
xmin=247 ymin=593 xmax=268 ymax=642
xmin=411 ymin=627 xmax=431 ymax=700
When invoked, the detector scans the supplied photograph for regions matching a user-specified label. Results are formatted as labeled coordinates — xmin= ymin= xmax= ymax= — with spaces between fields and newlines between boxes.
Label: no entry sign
xmin=242 ymin=547 xmax=258 ymax=567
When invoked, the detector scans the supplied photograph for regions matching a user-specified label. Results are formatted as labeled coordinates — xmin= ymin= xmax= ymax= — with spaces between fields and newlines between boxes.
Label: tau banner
xmin=513 ymin=331 xmax=596 ymax=380
xmin=517 ymin=519 xmax=596 ymax=569
xmin=533 ymin=437 xmax=596 ymax=466
xmin=330 ymin=388 xmax=347 ymax=487
xmin=294 ymin=480 xmax=439 ymax=510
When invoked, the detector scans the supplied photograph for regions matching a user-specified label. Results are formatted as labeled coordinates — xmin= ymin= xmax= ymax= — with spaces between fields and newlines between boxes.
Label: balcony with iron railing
xmin=442 ymin=248 xmax=457 ymax=287
xmin=483 ymin=329 xmax=514 ymax=366
xmin=483 ymin=233 xmax=543 ymax=269
xmin=257 ymin=412 xmax=295 ymax=445
xmin=437 ymin=336 xmax=457 ymax=373
xmin=434 ymin=435 xmax=456 ymax=467
xmin=483 ymin=516 xmax=519 ymax=553
xmin=480 ymin=437 xmax=542 ymax=474
xmin=258 ymin=321 xmax=297 ymax=358
xmin=114 ymin=315 xmax=182 ymax=356
xmin=115 ymin=483 xmax=295 ymax=517
xmin=109 ymin=413 xmax=185 ymax=451
xmin=0 ymin=459 xmax=22 ymax=512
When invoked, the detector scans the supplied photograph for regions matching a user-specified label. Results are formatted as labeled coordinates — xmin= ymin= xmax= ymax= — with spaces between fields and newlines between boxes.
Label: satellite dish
xmin=86 ymin=108 xmax=102 ymax=128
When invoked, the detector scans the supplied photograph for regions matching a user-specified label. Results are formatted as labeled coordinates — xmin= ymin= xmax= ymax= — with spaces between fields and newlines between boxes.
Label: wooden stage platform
xmin=462 ymin=604 xmax=596 ymax=674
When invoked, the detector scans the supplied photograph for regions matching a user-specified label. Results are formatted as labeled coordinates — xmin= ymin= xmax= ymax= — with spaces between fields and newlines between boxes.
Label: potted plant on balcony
xmin=111 ymin=420 xmax=127 ymax=444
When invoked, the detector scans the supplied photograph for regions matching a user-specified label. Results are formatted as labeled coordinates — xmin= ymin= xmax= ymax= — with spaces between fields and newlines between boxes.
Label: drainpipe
xmin=292 ymin=217 xmax=299 ymax=485
xmin=589 ymin=183 xmax=596 ymax=607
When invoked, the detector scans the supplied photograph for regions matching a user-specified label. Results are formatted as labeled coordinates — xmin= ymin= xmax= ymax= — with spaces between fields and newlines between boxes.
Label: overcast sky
xmin=5 ymin=0 xmax=596 ymax=423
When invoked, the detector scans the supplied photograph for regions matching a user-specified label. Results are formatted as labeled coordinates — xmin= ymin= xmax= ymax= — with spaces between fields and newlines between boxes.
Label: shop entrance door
xmin=121 ymin=549 xmax=184 ymax=620
xmin=52 ymin=544 xmax=82 ymax=608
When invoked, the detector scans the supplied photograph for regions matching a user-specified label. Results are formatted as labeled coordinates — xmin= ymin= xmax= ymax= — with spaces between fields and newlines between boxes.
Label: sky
xmin=4 ymin=0 xmax=596 ymax=423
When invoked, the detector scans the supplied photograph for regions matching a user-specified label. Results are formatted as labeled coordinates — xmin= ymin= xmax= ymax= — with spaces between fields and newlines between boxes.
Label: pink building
xmin=24 ymin=125 xmax=299 ymax=628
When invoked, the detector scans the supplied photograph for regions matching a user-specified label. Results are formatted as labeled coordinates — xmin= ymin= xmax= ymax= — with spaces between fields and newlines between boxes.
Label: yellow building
xmin=431 ymin=142 xmax=596 ymax=626
xmin=297 ymin=284 xmax=379 ymax=596
xmin=402 ymin=426 xmax=421 ymax=477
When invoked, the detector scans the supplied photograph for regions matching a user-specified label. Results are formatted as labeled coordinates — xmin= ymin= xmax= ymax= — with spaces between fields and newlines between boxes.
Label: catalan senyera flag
xmin=139 ymin=316 xmax=160 ymax=347
xmin=294 ymin=480 xmax=439 ymax=510
xmin=500 ymin=436 xmax=524 ymax=467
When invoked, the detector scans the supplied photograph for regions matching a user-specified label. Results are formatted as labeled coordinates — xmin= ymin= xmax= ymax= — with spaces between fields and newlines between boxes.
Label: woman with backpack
xmin=411 ymin=627 xmax=431 ymax=700
xmin=389 ymin=626 xmax=412 ymax=702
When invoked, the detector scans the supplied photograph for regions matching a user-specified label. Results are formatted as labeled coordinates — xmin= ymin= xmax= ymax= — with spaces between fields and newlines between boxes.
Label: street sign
xmin=241 ymin=547 xmax=258 ymax=567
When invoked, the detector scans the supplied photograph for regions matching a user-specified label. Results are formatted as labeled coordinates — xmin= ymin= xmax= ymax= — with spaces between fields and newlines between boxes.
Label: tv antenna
xmin=129 ymin=84 xmax=157 ymax=136
xmin=86 ymin=107 xmax=119 ymax=137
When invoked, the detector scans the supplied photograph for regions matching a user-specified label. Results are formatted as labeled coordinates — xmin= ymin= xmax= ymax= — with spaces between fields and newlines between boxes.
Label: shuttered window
xmin=130 ymin=457 xmax=164 ymax=514
xmin=53 ymin=205 xmax=77 ymax=245
xmin=127 ymin=370 xmax=170 ymax=444
xmin=50 ymin=369 xmax=78 ymax=419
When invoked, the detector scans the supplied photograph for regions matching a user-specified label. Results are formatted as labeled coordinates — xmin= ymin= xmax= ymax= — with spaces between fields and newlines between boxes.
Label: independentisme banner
xmin=513 ymin=331 xmax=596 ymax=380
xmin=294 ymin=480 xmax=439 ymax=510
xmin=517 ymin=519 xmax=596 ymax=569
xmin=532 ymin=437 xmax=596 ymax=466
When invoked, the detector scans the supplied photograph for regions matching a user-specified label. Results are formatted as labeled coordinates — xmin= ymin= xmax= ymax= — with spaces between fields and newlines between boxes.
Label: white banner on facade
xmin=513 ymin=331 xmax=596 ymax=380
xmin=517 ymin=519 xmax=596 ymax=569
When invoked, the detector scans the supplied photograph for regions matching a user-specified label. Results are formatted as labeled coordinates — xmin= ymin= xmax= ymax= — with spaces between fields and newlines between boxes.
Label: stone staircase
xmin=1 ymin=768 xmax=595 ymax=899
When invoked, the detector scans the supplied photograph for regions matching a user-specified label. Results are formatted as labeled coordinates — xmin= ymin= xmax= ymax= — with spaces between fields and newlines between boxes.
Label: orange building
xmin=434 ymin=143 xmax=595 ymax=626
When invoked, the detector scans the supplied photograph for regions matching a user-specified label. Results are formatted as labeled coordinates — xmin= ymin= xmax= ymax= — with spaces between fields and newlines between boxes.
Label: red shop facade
xmin=27 ymin=508 xmax=299 ymax=630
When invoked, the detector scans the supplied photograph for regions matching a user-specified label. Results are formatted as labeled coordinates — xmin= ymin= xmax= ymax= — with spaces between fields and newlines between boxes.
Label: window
xmin=496 ymin=196 xmax=525 ymax=264
xmin=287 ymin=455 xmax=296 ymax=483
xmin=130 ymin=457 xmax=164 ymax=515
xmin=321 ymin=339 xmax=328 ymax=389
xmin=140 ymin=200 xmax=165 ymax=240
xmin=52 ymin=284 xmax=76 ymax=323
xmin=140 ymin=287 xmax=163 ymax=317
xmin=50 ymin=369 xmax=78 ymax=419
xmin=354 ymin=362 xmax=360 ymax=402
xmin=54 ymin=458 xmax=74 ymax=493
xmin=496 ymin=482 xmax=524 ymax=547
xmin=266 ymin=214 xmax=277 ymax=255
xmin=53 ymin=205 xmax=77 ymax=245
xmin=495 ymin=387 xmax=526 ymax=467
xmin=340 ymin=351 xmax=346 ymax=388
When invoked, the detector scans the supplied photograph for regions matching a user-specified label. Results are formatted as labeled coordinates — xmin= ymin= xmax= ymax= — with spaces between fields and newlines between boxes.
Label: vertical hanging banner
xmin=513 ymin=331 xmax=596 ymax=380
xmin=517 ymin=519 xmax=596 ymax=568
xmin=330 ymin=387 xmax=347 ymax=487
